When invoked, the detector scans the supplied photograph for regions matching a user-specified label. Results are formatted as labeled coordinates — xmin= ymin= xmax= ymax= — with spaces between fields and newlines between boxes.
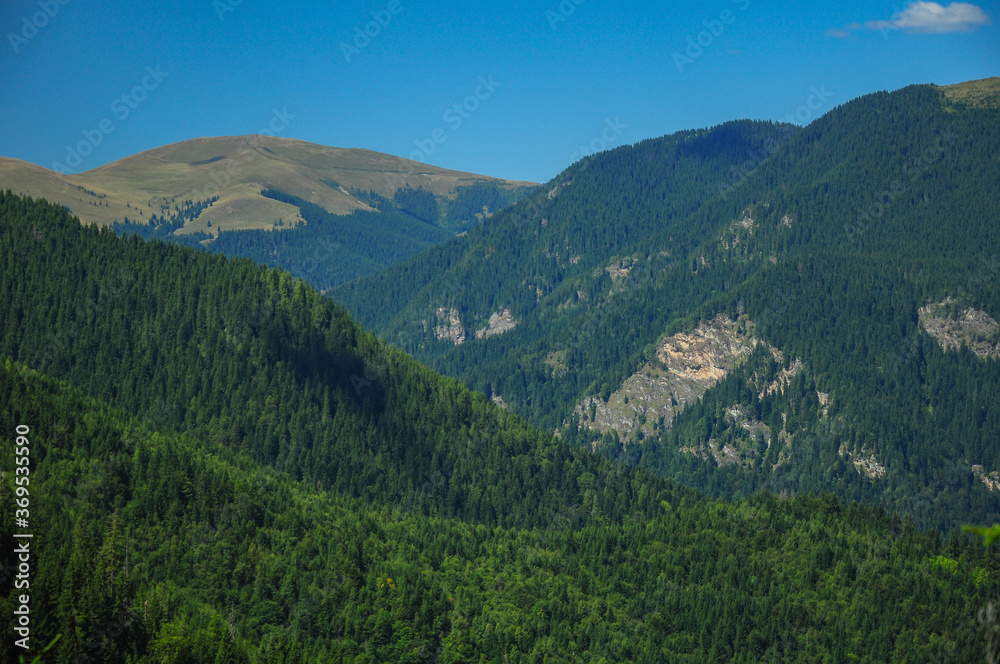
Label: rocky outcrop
xmin=605 ymin=256 xmax=638 ymax=282
xmin=838 ymin=443 xmax=886 ymax=480
xmin=919 ymin=299 xmax=1000 ymax=358
xmin=973 ymin=464 xmax=1000 ymax=492
xmin=735 ymin=210 xmax=755 ymax=232
xmin=816 ymin=391 xmax=830 ymax=418
xmin=574 ymin=314 xmax=757 ymax=442
xmin=679 ymin=438 xmax=741 ymax=467
xmin=544 ymin=350 xmax=568 ymax=378
xmin=758 ymin=358 xmax=804 ymax=400
xmin=430 ymin=307 xmax=465 ymax=345
xmin=853 ymin=454 xmax=886 ymax=479
xmin=720 ymin=207 xmax=756 ymax=250
xmin=475 ymin=307 xmax=518 ymax=339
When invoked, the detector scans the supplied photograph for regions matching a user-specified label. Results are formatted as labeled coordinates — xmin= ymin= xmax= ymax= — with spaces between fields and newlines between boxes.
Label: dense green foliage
xmin=201 ymin=188 xmax=453 ymax=291
xmin=393 ymin=185 xmax=439 ymax=224
xmin=0 ymin=191 xmax=664 ymax=533
xmin=443 ymin=181 xmax=528 ymax=230
xmin=2 ymin=82 xmax=999 ymax=661
xmin=333 ymin=120 xmax=789 ymax=335
xmin=2 ymin=360 xmax=997 ymax=663
xmin=330 ymin=85 xmax=1000 ymax=533
xmin=107 ymin=181 xmax=535 ymax=292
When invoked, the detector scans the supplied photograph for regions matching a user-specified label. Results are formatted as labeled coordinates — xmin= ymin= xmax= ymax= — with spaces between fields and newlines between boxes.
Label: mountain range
xmin=0 ymin=135 xmax=538 ymax=292
xmin=331 ymin=78 xmax=1000 ymax=532
xmin=0 ymin=134 xmax=535 ymax=233
xmin=1 ymin=190 xmax=995 ymax=663
xmin=0 ymin=77 xmax=998 ymax=662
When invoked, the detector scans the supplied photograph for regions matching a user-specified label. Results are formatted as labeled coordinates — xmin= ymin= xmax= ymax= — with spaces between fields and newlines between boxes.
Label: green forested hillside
xmin=0 ymin=191 xmax=666 ymax=532
xmin=199 ymin=188 xmax=455 ymax=292
xmin=2 ymin=351 xmax=997 ymax=663
xmin=111 ymin=179 xmax=537 ymax=292
xmin=329 ymin=83 xmax=1000 ymax=532
xmin=333 ymin=119 xmax=792 ymax=335
xmin=1 ymin=192 xmax=998 ymax=662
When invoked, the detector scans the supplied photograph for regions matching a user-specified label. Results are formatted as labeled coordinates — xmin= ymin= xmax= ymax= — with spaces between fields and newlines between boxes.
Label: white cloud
xmin=832 ymin=2 xmax=991 ymax=37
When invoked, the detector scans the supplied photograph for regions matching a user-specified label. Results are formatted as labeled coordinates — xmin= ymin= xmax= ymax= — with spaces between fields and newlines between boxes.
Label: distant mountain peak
xmin=0 ymin=134 xmax=536 ymax=233
xmin=940 ymin=76 xmax=1000 ymax=109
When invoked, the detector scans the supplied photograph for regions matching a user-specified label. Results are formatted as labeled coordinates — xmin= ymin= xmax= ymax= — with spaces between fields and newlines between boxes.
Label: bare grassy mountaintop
xmin=0 ymin=134 xmax=536 ymax=234
xmin=940 ymin=76 xmax=1000 ymax=109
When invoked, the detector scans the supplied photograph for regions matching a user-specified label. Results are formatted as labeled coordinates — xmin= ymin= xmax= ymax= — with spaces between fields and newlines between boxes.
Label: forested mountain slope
xmin=332 ymin=119 xmax=793 ymax=336
xmin=0 ymin=289 xmax=996 ymax=662
xmin=330 ymin=81 xmax=1000 ymax=532
xmin=1 ymin=192 xmax=998 ymax=662
xmin=184 ymin=183 xmax=534 ymax=293
xmin=0 ymin=191 xmax=662 ymax=532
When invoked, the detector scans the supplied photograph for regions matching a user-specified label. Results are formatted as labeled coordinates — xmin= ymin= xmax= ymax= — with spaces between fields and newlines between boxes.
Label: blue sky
xmin=0 ymin=0 xmax=996 ymax=183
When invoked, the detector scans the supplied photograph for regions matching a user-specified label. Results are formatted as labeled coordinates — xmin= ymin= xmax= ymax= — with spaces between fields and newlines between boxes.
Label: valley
xmin=333 ymin=79 xmax=1000 ymax=532
xmin=1 ymin=76 xmax=999 ymax=663
xmin=1 ymin=190 xmax=996 ymax=663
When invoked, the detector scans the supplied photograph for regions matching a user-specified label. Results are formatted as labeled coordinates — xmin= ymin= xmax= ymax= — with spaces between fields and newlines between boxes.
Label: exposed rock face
xmin=726 ymin=404 xmax=771 ymax=443
xmin=735 ymin=210 xmax=754 ymax=232
xmin=919 ymin=299 xmax=1000 ymax=357
xmin=605 ymin=256 xmax=637 ymax=282
xmin=679 ymin=438 xmax=741 ymax=467
xmin=816 ymin=391 xmax=830 ymax=418
xmin=973 ymin=464 xmax=1000 ymax=492
xmin=758 ymin=358 xmax=803 ymax=400
xmin=574 ymin=314 xmax=757 ymax=442
xmin=838 ymin=443 xmax=886 ymax=480
xmin=853 ymin=454 xmax=886 ymax=479
xmin=475 ymin=307 xmax=518 ymax=339
xmin=432 ymin=307 xmax=465 ymax=345
xmin=720 ymin=208 xmax=756 ymax=250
